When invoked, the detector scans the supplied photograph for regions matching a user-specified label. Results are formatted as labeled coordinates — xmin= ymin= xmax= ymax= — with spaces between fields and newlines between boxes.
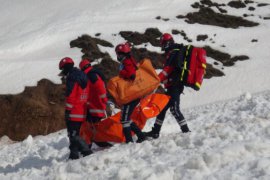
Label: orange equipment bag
xmin=80 ymin=93 xmax=170 ymax=144
xmin=107 ymin=58 xmax=160 ymax=106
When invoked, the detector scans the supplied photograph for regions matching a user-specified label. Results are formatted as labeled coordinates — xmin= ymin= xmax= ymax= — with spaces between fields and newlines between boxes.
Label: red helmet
xmin=115 ymin=42 xmax=131 ymax=55
xmin=79 ymin=59 xmax=91 ymax=70
xmin=160 ymin=33 xmax=174 ymax=50
xmin=59 ymin=57 xmax=74 ymax=70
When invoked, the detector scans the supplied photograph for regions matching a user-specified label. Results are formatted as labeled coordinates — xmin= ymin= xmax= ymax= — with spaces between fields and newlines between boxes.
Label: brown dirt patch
xmin=244 ymin=0 xmax=254 ymax=4
xmin=172 ymin=29 xmax=192 ymax=43
xmin=205 ymin=63 xmax=225 ymax=79
xmin=70 ymin=34 xmax=113 ymax=61
xmin=204 ymin=46 xmax=249 ymax=66
xmin=93 ymin=55 xmax=120 ymax=83
xmin=155 ymin=16 xmax=170 ymax=21
xmin=119 ymin=28 xmax=162 ymax=47
xmin=257 ymin=3 xmax=269 ymax=7
xmin=197 ymin=34 xmax=208 ymax=41
xmin=191 ymin=0 xmax=227 ymax=13
xmin=228 ymin=1 xmax=247 ymax=8
xmin=185 ymin=7 xmax=259 ymax=28
xmin=132 ymin=48 xmax=164 ymax=69
xmin=0 ymin=79 xmax=65 ymax=141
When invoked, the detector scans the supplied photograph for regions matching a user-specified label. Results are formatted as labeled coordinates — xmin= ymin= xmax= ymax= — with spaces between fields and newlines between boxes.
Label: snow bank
xmin=1 ymin=91 xmax=270 ymax=180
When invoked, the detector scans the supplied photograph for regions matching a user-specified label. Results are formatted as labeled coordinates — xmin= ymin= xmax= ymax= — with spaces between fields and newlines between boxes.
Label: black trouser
xmin=121 ymin=98 xmax=143 ymax=143
xmin=152 ymin=85 xmax=187 ymax=133
xmin=66 ymin=120 xmax=92 ymax=159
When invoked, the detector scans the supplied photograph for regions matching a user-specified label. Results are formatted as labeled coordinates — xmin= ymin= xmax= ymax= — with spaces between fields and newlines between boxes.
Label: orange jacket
xmin=83 ymin=66 xmax=108 ymax=118
xmin=65 ymin=68 xmax=89 ymax=122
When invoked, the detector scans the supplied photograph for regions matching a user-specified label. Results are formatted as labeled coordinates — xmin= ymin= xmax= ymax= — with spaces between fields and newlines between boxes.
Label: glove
xmin=106 ymin=101 xmax=114 ymax=116
xmin=130 ymin=74 xmax=136 ymax=81
xmin=107 ymin=100 xmax=115 ymax=108
xmin=88 ymin=116 xmax=102 ymax=123
xmin=86 ymin=112 xmax=102 ymax=123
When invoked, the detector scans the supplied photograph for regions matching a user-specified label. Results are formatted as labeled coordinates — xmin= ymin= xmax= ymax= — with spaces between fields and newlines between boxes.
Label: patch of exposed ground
xmin=132 ymin=48 xmax=164 ymax=69
xmin=119 ymin=28 xmax=162 ymax=47
xmin=155 ymin=16 xmax=170 ymax=21
xmin=205 ymin=64 xmax=225 ymax=79
xmin=191 ymin=0 xmax=227 ymax=13
xmin=70 ymin=34 xmax=113 ymax=61
xmin=228 ymin=1 xmax=247 ymax=8
xmin=172 ymin=29 xmax=192 ymax=43
xmin=257 ymin=3 xmax=269 ymax=7
xmin=204 ymin=46 xmax=249 ymax=66
xmin=197 ymin=34 xmax=208 ymax=41
xmin=0 ymin=79 xmax=65 ymax=141
xmin=185 ymin=7 xmax=259 ymax=28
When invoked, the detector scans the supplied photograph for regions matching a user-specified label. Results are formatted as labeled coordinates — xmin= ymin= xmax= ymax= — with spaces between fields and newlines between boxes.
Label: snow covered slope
xmin=0 ymin=0 xmax=270 ymax=179
xmin=1 ymin=91 xmax=270 ymax=179
xmin=0 ymin=0 xmax=269 ymax=108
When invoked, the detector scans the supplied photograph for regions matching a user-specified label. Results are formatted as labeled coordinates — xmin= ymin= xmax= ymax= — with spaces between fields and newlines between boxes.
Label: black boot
xmin=123 ymin=127 xmax=133 ymax=143
xmin=143 ymin=124 xmax=161 ymax=139
xmin=130 ymin=122 xmax=146 ymax=143
xmin=68 ymin=143 xmax=79 ymax=160
xmin=82 ymin=149 xmax=93 ymax=157
xmin=94 ymin=141 xmax=113 ymax=148
xmin=73 ymin=136 xmax=93 ymax=157
xmin=180 ymin=124 xmax=190 ymax=133
xmin=143 ymin=130 xmax=160 ymax=139
xmin=68 ymin=151 xmax=79 ymax=160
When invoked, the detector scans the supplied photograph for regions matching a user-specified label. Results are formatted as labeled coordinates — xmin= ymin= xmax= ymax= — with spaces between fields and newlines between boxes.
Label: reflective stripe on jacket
xmin=65 ymin=68 xmax=89 ymax=122
xmin=159 ymin=43 xmax=184 ymax=88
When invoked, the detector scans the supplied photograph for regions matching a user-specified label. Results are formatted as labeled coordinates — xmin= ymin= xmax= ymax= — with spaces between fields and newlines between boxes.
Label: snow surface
xmin=1 ymin=91 xmax=270 ymax=180
xmin=0 ymin=0 xmax=270 ymax=179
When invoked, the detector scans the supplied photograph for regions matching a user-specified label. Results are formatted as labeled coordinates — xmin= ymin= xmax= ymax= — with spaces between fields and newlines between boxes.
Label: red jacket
xmin=83 ymin=66 xmax=108 ymax=118
xmin=119 ymin=57 xmax=137 ymax=79
xmin=65 ymin=68 xmax=89 ymax=122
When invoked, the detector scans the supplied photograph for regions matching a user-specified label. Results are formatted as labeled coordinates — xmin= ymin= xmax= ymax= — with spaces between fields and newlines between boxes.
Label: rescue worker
xmin=58 ymin=57 xmax=92 ymax=159
xmin=115 ymin=42 xmax=146 ymax=143
xmin=79 ymin=59 xmax=112 ymax=148
xmin=144 ymin=33 xmax=190 ymax=139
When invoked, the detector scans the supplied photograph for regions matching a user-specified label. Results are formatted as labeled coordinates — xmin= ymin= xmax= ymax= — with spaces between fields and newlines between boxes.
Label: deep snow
xmin=0 ymin=0 xmax=270 ymax=179
xmin=1 ymin=91 xmax=270 ymax=180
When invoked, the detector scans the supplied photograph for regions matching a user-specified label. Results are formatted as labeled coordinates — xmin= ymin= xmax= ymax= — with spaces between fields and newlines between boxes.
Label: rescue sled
xmin=80 ymin=93 xmax=170 ymax=144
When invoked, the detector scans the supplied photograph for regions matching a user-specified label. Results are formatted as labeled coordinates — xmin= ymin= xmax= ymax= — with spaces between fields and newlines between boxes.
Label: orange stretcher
xmin=107 ymin=58 xmax=160 ymax=106
xmin=80 ymin=93 xmax=170 ymax=144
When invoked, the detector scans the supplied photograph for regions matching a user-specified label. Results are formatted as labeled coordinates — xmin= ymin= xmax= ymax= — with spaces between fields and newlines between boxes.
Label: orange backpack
xmin=107 ymin=59 xmax=160 ymax=106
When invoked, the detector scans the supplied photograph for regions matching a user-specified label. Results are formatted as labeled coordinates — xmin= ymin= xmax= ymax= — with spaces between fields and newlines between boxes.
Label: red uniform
xmin=119 ymin=57 xmax=137 ymax=79
xmin=83 ymin=66 xmax=108 ymax=118
xmin=158 ymin=43 xmax=184 ymax=88
xmin=65 ymin=68 xmax=89 ymax=122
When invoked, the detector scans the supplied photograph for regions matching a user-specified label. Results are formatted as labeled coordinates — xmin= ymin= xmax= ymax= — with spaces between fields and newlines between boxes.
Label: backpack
xmin=177 ymin=45 xmax=207 ymax=91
